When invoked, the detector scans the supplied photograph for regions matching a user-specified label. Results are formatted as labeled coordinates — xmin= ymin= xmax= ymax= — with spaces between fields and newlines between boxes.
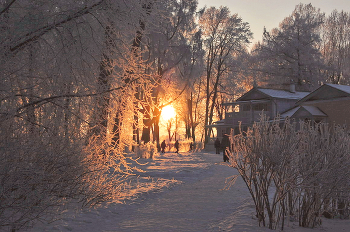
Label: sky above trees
xmin=198 ymin=0 xmax=350 ymax=46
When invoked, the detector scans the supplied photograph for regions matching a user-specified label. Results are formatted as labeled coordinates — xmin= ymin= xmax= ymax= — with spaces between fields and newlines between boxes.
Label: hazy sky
xmin=197 ymin=0 xmax=350 ymax=46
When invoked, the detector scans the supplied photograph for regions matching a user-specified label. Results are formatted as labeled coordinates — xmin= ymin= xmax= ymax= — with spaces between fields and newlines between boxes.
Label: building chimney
xmin=289 ymin=80 xmax=296 ymax=93
xmin=253 ymin=79 xmax=258 ymax=88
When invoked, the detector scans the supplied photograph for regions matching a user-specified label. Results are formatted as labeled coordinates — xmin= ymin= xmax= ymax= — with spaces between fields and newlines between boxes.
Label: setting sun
xmin=161 ymin=105 xmax=176 ymax=121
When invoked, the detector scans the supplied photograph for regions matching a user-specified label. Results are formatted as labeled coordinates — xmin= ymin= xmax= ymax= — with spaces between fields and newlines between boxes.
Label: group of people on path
xmin=160 ymin=136 xmax=230 ymax=163
xmin=161 ymin=140 xmax=179 ymax=153
xmin=214 ymin=135 xmax=230 ymax=162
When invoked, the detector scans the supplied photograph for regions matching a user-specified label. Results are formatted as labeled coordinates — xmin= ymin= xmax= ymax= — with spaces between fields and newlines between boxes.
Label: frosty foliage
xmin=229 ymin=116 xmax=350 ymax=230
xmin=0 ymin=0 xmax=155 ymax=230
xmin=251 ymin=4 xmax=325 ymax=91
xmin=2 ymin=0 xmax=349 ymax=231
xmin=134 ymin=141 xmax=158 ymax=159
xmin=199 ymin=6 xmax=252 ymax=144
xmin=320 ymin=10 xmax=350 ymax=85
xmin=135 ymin=0 xmax=200 ymax=147
xmin=250 ymin=4 xmax=350 ymax=90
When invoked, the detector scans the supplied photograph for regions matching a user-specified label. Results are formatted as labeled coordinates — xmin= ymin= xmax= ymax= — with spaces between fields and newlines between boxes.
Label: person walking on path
xmin=221 ymin=134 xmax=230 ymax=162
xmin=174 ymin=140 xmax=179 ymax=153
xmin=214 ymin=138 xmax=221 ymax=154
xmin=161 ymin=140 xmax=166 ymax=153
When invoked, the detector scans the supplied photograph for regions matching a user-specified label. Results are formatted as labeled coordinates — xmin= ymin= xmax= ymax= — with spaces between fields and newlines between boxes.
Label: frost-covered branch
xmin=7 ymin=0 xmax=107 ymax=55
xmin=229 ymin=117 xmax=350 ymax=230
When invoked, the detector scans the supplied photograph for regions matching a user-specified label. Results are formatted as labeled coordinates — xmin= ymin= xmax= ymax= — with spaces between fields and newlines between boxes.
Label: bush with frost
xmin=229 ymin=117 xmax=350 ymax=230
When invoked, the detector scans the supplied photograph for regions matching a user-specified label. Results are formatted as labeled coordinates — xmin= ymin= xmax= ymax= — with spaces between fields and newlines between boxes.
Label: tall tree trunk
xmin=131 ymin=2 xmax=152 ymax=146
xmin=111 ymin=2 xmax=152 ymax=148
xmin=141 ymin=126 xmax=151 ymax=143
xmin=204 ymin=68 xmax=211 ymax=145
xmin=204 ymin=44 xmax=215 ymax=145
xmin=141 ymin=102 xmax=151 ymax=143
xmin=63 ymin=83 xmax=71 ymax=145
xmin=27 ymin=46 xmax=37 ymax=135
xmin=111 ymin=103 xmax=122 ymax=147
xmin=91 ymin=52 xmax=112 ymax=140
xmin=186 ymin=98 xmax=193 ymax=140
xmin=88 ymin=27 xmax=114 ymax=141
xmin=206 ymin=56 xmax=223 ymax=144
xmin=153 ymin=106 xmax=161 ymax=151
xmin=149 ymin=59 xmax=162 ymax=148
xmin=131 ymin=20 xmax=145 ymax=147
xmin=88 ymin=23 xmax=116 ymax=141
xmin=133 ymin=86 xmax=141 ymax=150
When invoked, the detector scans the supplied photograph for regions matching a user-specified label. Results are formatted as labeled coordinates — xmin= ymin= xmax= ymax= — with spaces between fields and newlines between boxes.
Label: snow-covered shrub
xmin=134 ymin=142 xmax=157 ymax=159
xmin=79 ymin=136 xmax=138 ymax=207
xmin=296 ymin=123 xmax=350 ymax=227
xmin=0 ymin=126 xmax=135 ymax=231
xmin=230 ymin=117 xmax=299 ymax=229
xmin=0 ymin=130 xmax=80 ymax=230
xmin=229 ymin=117 xmax=350 ymax=230
xmin=179 ymin=139 xmax=197 ymax=152
xmin=0 ymin=0 xmax=148 ymax=230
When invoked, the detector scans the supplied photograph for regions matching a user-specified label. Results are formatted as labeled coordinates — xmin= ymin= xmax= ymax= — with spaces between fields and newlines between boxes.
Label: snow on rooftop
xmin=325 ymin=83 xmax=350 ymax=95
xmin=257 ymin=88 xmax=310 ymax=100
xmin=302 ymin=105 xmax=327 ymax=116
xmin=281 ymin=106 xmax=300 ymax=118
xmin=281 ymin=105 xmax=327 ymax=118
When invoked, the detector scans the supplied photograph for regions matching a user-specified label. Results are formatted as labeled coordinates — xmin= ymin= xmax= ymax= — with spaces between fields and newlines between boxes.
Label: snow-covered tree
xmin=137 ymin=0 xmax=198 ymax=148
xmin=253 ymin=3 xmax=325 ymax=91
xmin=0 ymin=0 xmax=152 ymax=230
xmin=199 ymin=6 xmax=252 ymax=144
xmin=320 ymin=10 xmax=350 ymax=84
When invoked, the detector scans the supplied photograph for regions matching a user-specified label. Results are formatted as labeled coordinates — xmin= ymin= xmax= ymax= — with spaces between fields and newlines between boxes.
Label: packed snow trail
xmin=113 ymin=152 xmax=255 ymax=232
xmin=30 ymin=151 xmax=260 ymax=231
xmin=29 ymin=151 xmax=350 ymax=232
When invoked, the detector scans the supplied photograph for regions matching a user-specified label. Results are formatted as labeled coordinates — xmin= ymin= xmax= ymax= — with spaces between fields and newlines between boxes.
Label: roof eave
xmin=236 ymin=87 xmax=272 ymax=101
xmin=297 ymin=84 xmax=350 ymax=105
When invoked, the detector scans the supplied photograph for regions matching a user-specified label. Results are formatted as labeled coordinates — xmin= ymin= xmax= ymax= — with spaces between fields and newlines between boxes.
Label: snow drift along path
xmin=30 ymin=151 xmax=350 ymax=232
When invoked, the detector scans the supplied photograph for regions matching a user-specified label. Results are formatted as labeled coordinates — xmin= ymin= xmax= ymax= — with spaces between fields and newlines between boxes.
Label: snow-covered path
xmin=30 ymin=151 xmax=259 ymax=231
xmin=30 ymin=151 xmax=350 ymax=232
xmin=112 ymin=152 xmax=254 ymax=232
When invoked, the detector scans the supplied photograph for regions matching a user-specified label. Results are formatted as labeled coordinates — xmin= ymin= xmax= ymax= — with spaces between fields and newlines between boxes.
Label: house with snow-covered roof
xmin=209 ymin=83 xmax=350 ymax=141
xmin=208 ymin=83 xmax=310 ymax=140
xmin=281 ymin=83 xmax=350 ymax=127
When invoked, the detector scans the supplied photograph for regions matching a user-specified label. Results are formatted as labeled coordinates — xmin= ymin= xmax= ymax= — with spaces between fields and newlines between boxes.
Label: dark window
xmin=242 ymin=104 xmax=250 ymax=111
xmin=253 ymin=103 xmax=268 ymax=111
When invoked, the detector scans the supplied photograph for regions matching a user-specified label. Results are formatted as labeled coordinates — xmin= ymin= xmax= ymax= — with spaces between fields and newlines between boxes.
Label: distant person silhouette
xmin=221 ymin=134 xmax=230 ymax=162
xmin=214 ymin=138 xmax=221 ymax=154
xmin=174 ymin=140 xmax=179 ymax=153
xmin=189 ymin=142 xmax=193 ymax=151
xmin=161 ymin=140 xmax=166 ymax=153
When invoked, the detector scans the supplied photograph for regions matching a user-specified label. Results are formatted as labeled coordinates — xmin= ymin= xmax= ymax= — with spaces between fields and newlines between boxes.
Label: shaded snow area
xmin=29 ymin=151 xmax=350 ymax=232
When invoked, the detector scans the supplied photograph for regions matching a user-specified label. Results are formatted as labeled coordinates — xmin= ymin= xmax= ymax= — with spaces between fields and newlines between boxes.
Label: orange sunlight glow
xmin=161 ymin=105 xmax=176 ymax=121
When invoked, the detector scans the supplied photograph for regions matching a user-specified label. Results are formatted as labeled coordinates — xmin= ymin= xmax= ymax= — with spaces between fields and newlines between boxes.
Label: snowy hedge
xmin=229 ymin=117 xmax=350 ymax=230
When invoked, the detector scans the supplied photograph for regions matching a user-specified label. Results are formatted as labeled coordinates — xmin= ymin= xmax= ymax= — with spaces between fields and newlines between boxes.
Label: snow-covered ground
xmin=29 ymin=151 xmax=350 ymax=231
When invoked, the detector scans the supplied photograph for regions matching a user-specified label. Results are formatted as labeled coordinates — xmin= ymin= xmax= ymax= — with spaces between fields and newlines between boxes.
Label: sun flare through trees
xmin=1 ymin=0 xmax=350 ymax=231
xmin=161 ymin=105 xmax=176 ymax=122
